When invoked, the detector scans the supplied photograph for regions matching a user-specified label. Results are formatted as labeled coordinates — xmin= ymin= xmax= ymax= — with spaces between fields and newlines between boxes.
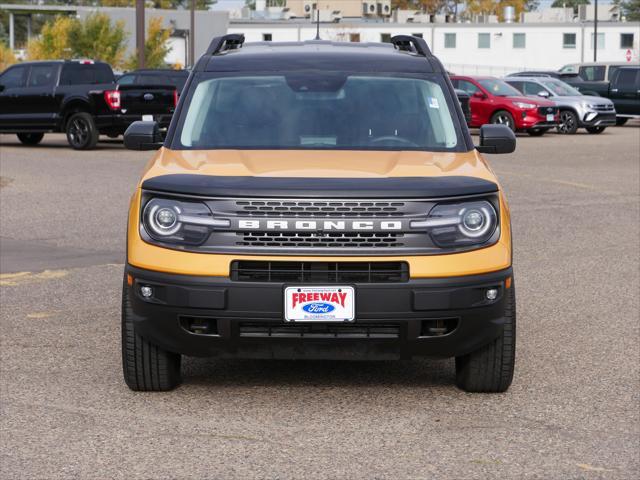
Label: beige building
xmin=284 ymin=0 xmax=392 ymax=18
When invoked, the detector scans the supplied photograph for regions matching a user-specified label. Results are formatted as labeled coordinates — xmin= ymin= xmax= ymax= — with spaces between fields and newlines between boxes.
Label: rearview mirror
xmin=124 ymin=121 xmax=162 ymax=150
xmin=476 ymin=124 xmax=516 ymax=154
xmin=538 ymin=90 xmax=550 ymax=98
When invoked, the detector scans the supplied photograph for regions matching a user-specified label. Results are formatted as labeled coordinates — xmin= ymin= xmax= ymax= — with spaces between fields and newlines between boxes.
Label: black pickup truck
xmin=0 ymin=60 xmax=177 ymax=149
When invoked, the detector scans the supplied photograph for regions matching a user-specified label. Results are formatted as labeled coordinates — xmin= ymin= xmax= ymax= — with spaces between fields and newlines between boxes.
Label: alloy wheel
xmin=68 ymin=118 xmax=89 ymax=147
xmin=558 ymin=111 xmax=576 ymax=134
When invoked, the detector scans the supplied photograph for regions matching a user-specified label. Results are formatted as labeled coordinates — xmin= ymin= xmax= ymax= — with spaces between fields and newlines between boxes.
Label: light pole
xmin=190 ymin=0 xmax=196 ymax=68
xmin=136 ymin=0 xmax=145 ymax=68
xmin=594 ymin=0 xmax=598 ymax=62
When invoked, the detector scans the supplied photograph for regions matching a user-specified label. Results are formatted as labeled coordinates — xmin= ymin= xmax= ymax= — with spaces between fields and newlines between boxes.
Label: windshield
xmin=540 ymin=79 xmax=582 ymax=96
xmin=478 ymin=79 xmax=522 ymax=97
xmin=176 ymin=73 xmax=461 ymax=151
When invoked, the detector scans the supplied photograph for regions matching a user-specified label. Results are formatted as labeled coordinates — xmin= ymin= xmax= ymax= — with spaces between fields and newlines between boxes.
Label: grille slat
xmin=235 ymin=200 xmax=407 ymax=217
xmin=231 ymin=261 xmax=409 ymax=283
xmin=239 ymin=322 xmax=401 ymax=339
xmin=236 ymin=231 xmax=404 ymax=248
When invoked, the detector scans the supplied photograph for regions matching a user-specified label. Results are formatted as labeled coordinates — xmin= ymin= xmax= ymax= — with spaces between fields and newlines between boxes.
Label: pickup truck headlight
xmin=142 ymin=197 xmax=229 ymax=245
xmin=411 ymin=200 xmax=498 ymax=248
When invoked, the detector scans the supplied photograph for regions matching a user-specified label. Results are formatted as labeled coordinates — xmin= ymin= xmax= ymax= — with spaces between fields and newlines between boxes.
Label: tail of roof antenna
xmin=390 ymin=35 xmax=432 ymax=57
xmin=206 ymin=34 xmax=245 ymax=56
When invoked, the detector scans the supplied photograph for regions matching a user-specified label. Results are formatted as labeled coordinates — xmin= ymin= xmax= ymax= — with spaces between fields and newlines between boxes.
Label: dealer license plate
xmin=546 ymin=114 xmax=554 ymax=122
xmin=284 ymin=286 xmax=355 ymax=322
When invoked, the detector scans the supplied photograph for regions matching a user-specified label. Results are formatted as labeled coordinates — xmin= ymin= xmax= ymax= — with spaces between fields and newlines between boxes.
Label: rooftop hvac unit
xmin=378 ymin=0 xmax=392 ymax=17
xmin=363 ymin=1 xmax=377 ymax=16
xmin=303 ymin=2 xmax=316 ymax=18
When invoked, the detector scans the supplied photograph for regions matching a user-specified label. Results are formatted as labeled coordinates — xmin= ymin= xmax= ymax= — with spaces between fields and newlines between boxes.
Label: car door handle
xmin=611 ymin=89 xmax=618 ymax=92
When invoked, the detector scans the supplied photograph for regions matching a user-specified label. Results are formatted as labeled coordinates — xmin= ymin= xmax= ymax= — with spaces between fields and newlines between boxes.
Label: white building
xmin=228 ymin=20 xmax=640 ymax=75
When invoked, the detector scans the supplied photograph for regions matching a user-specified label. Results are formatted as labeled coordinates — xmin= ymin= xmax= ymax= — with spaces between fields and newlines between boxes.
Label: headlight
xmin=512 ymin=101 xmax=536 ymax=109
xmin=411 ymin=200 xmax=498 ymax=248
xmin=582 ymin=102 xmax=596 ymax=110
xmin=142 ymin=197 xmax=229 ymax=245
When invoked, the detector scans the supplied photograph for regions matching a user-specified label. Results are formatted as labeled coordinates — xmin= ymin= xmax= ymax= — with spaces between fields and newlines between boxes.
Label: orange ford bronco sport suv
xmin=122 ymin=35 xmax=517 ymax=392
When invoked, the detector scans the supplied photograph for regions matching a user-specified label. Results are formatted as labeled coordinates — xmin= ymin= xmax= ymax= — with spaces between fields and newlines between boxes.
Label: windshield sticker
xmin=428 ymin=97 xmax=440 ymax=109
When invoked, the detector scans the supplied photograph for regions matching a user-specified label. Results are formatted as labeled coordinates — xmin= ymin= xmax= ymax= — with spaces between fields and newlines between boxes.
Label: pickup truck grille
xmin=237 ymin=231 xmax=403 ymax=248
xmin=230 ymin=261 xmax=409 ymax=283
xmin=235 ymin=200 xmax=406 ymax=217
xmin=239 ymin=322 xmax=401 ymax=339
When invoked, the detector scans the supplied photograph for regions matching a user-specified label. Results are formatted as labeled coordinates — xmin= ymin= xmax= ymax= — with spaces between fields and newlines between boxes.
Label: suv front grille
xmin=537 ymin=106 xmax=558 ymax=115
xmin=230 ymin=261 xmax=409 ymax=283
xmin=239 ymin=322 xmax=401 ymax=338
xmin=593 ymin=104 xmax=614 ymax=111
xmin=236 ymin=231 xmax=403 ymax=248
xmin=235 ymin=200 xmax=407 ymax=217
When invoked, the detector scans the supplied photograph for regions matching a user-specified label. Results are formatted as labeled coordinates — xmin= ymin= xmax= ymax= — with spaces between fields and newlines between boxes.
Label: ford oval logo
xmin=302 ymin=303 xmax=335 ymax=314
xmin=143 ymin=93 xmax=154 ymax=101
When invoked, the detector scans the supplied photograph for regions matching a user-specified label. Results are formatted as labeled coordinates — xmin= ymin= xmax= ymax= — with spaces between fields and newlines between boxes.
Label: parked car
xmin=121 ymin=34 xmax=517 ymax=393
xmin=117 ymin=69 xmax=189 ymax=96
xmin=0 ymin=60 xmax=178 ymax=149
xmin=451 ymin=75 xmax=558 ymax=136
xmin=455 ymin=88 xmax=472 ymax=125
xmin=573 ymin=62 xmax=628 ymax=82
xmin=504 ymin=76 xmax=616 ymax=134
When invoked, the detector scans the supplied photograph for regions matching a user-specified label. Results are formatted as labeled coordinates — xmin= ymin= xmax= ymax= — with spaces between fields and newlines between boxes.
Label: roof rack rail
xmin=206 ymin=33 xmax=245 ymax=56
xmin=391 ymin=35 xmax=431 ymax=57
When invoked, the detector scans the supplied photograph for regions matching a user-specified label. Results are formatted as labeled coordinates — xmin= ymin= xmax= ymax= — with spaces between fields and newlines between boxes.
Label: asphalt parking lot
xmin=1 ymin=126 xmax=639 ymax=479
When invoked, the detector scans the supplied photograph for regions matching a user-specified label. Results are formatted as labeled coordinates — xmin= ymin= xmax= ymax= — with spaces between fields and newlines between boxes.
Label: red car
xmin=450 ymin=75 xmax=559 ymax=136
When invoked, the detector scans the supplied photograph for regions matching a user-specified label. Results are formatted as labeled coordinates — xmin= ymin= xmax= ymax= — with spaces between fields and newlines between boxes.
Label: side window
xmin=60 ymin=64 xmax=114 ymax=85
xmin=580 ymin=66 xmax=606 ymax=81
xmin=458 ymin=80 xmax=480 ymax=96
xmin=117 ymin=74 xmax=136 ymax=85
xmin=507 ymin=81 xmax=523 ymax=93
xmin=607 ymin=66 xmax=622 ymax=81
xmin=0 ymin=66 xmax=28 ymax=89
xmin=523 ymin=82 xmax=543 ymax=95
xmin=27 ymin=65 xmax=56 ymax=87
xmin=614 ymin=69 xmax=639 ymax=89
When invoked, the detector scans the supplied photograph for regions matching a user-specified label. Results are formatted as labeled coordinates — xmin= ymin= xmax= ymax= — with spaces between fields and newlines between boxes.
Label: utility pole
xmin=594 ymin=0 xmax=598 ymax=62
xmin=136 ymin=0 xmax=145 ymax=68
xmin=190 ymin=0 xmax=196 ymax=67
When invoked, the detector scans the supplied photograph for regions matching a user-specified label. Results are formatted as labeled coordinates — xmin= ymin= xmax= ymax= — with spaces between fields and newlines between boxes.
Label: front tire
xmin=455 ymin=285 xmax=516 ymax=393
xmin=586 ymin=126 xmax=606 ymax=134
xmin=490 ymin=111 xmax=515 ymax=132
xmin=122 ymin=276 xmax=182 ymax=391
xmin=556 ymin=110 xmax=578 ymax=134
xmin=17 ymin=132 xmax=44 ymax=145
xmin=65 ymin=112 xmax=99 ymax=150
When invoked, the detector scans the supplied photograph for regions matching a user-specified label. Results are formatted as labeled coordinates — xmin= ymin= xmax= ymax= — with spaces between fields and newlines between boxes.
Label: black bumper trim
xmin=125 ymin=264 xmax=513 ymax=360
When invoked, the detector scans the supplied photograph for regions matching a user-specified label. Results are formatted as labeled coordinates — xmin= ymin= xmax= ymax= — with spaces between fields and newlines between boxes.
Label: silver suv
xmin=504 ymin=76 xmax=616 ymax=135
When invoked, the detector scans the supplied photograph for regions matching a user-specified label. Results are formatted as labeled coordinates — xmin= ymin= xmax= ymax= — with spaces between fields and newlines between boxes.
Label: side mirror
xmin=124 ymin=121 xmax=162 ymax=150
xmin=472 ymin=91 xmax=486 ymax=99
xmin=476 ymin=124 xmax=516 ymax=154
xmin=538 ymin=90 xmax=550 ymax=98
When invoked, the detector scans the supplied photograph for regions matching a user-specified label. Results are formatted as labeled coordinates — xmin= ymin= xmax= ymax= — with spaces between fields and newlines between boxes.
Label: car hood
xmin=139 ymin=149 xmax=500 ymax=186
xmin=568 ymin=94 xmax=614 ymax=105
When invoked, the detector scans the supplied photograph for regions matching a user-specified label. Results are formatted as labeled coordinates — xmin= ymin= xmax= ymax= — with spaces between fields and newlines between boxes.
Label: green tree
xmin=101 ymin=0 xmax=215 ymax=8
xmin=27 ymin=14 xmax=128 ymax=66
xmin=464 ymin=0 xmax=539 ymax=19
xmin=124 ymin=17 xmax=172 ymax=70
xmin=551 ymin=0 xmax=590 ymax=12
xmin=620 ymin=0 xmax=640 ymax=20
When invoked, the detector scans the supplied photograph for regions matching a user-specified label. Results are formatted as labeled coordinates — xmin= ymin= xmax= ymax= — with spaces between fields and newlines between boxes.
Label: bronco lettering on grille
xmin=237 ymin=220 xmax=403 ymax=231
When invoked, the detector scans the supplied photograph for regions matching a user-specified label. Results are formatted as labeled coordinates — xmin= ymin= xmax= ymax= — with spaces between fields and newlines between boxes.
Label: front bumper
xmin=125 ymin=264 xmax=514 ymax=361
xmin=580 ymin=111 xmax=616 ymax=127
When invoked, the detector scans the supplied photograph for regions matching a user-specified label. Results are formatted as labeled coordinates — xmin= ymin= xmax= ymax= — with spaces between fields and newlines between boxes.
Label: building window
xmin=262 ymin=33 xmax=272 ymax=41
xmin=380 ymin=33 xmax=392 ymax=43
xmin=513 ymin=33 xmax=526 ymax=49
xmin=563 ymin=33 xmax=576 ymax=49
xmin=444 ymin=33 xmax=456 ymax=48
xmin=350 ymin=33 xmax=360 ymax=43
xmin=591 ymin=32 xmax=605 ymax=49
xmin=412 ymin=33 xmax=423 ymax=38
xmin=620 ymin=33 xmax=634 ymax=48
xmin=478 ymin=33 xmax=490 ymax=49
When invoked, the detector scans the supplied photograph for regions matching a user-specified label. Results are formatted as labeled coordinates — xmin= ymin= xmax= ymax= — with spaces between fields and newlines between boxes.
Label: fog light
xmin=486 ymin=288 xmax=498 ymax=301
xmin=140 ymin=285 xmax=153 ymax=298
